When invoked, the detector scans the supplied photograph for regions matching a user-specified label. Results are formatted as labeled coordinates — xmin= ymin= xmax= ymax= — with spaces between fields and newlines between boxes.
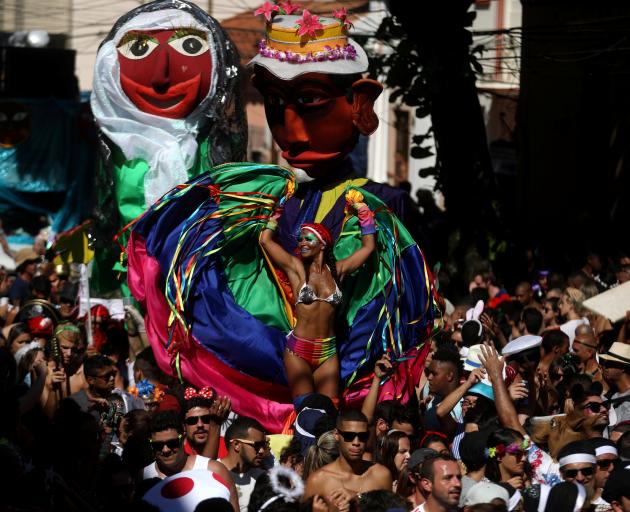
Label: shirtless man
xmin=143 ymin=410 xmax=240 ymax=511
xmin=304 ymin=410 xmax=392 ymax=509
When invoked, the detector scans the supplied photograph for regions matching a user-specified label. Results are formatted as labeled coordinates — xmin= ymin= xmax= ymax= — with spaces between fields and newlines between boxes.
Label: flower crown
xmin=485 ymin=438 xmax=530 ymax=458
xmin=255 ymin=1 xmax=353 ymax=32
xmin=253 ymin=1 xmax=357 ymax=64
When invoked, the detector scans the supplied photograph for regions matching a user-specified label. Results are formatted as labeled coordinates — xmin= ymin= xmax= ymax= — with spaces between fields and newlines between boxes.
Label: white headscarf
xmin=91 ymin=9 xmax=218 ymax=207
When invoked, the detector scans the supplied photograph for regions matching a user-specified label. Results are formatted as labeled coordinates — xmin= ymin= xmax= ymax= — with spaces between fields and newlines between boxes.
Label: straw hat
xmin=599 ymin=342 xmax=630 ymax=366
xmin=14 ymin=248 xmax=39 ymax=268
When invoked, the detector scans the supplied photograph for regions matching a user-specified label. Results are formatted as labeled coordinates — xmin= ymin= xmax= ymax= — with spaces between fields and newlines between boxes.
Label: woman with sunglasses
xmin=260 ymin=192 xmax=375 ymax=403
xmin=485 ymin=428 xmax=531 ymax=490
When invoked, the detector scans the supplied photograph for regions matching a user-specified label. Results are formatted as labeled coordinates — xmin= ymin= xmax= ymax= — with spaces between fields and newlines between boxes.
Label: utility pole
xmin=207 ymin=0 xmax=213 ymax=16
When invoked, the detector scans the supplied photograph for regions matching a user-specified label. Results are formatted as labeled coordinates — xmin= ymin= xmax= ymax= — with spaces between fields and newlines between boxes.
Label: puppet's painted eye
xmin=118 ymin=37 xmax=159 ymax=60
xmin=169 ymin=35 xmax=208 ymax=57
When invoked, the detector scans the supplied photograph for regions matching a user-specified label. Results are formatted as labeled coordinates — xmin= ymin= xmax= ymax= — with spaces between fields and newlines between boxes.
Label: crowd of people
xmin=1 ymin=229 xmax=629 ymax=512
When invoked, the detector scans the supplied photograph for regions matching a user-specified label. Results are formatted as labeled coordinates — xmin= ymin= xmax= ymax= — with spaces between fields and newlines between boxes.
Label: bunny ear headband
xmin=465 ymin=300 xmax=485 ymax=321
xmin=464 ymin=300 xmax=485 ymax=336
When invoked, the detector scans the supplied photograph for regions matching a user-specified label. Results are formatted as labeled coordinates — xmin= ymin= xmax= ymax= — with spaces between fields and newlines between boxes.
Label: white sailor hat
xmin=502 ymin=335 xmax=542 ymax=357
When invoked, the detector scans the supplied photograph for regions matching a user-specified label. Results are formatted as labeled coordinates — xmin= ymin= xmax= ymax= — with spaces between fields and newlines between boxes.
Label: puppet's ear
xmin=351 ymin=79 xmax=383 ymax=136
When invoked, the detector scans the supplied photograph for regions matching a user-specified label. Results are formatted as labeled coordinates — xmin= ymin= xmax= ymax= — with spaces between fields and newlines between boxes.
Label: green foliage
xmin=368 ymin=3 xmax=484 ymax=192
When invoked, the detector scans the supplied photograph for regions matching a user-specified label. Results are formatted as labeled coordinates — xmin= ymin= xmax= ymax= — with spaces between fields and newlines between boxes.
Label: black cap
xmin=408 ymin=448 xmax=437 ymax=472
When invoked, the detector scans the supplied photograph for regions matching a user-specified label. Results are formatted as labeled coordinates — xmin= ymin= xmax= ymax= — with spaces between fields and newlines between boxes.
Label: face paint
xmin=118 ymin=28 xmax=212 ymax=118
xmin=298 ymin=232 xmax=319 ymax=245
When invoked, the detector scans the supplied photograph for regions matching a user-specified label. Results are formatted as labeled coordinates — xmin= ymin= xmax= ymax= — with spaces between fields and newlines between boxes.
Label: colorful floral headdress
xmin=251 ymin=1 xmax=363 ymax=70
xmin=128 ymin=379 xmax=164 ymax=404
xmin=485 ymin=438 xmax=530 ymax=458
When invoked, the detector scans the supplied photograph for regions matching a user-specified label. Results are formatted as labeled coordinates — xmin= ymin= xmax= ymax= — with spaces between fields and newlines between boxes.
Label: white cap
xmin=502 ymin=335 xmax=542 ymax=356
xmin=464 ymin=482 xmax=510 ymax=506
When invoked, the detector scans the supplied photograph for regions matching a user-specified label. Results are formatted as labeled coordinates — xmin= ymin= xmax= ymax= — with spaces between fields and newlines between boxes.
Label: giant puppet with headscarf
xmin=126 ymin=4 xmax=438 ymax=431
xmin=90 ymin=0 xmax=247 ymax=292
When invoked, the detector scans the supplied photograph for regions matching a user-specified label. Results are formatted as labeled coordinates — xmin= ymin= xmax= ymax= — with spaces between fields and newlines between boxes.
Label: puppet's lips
xmin=120 ymin=74 xmax=202 ymax=119
xmin=281 ymin=150 xmax=343 ymax=170
xmin=140 ymin=94 xmax=185 ymax=109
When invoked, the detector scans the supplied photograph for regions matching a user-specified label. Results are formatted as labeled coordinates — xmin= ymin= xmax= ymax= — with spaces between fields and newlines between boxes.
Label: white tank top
xmin=143 ymin=455 xmax=211 ymax=479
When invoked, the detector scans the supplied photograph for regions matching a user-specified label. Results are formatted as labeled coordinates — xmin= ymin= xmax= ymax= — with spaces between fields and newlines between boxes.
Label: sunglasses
xmin=507 ymin=450 xmax=526 ymax=461
xmin=582 ymin=402 xmax=609 ymax=413
xmin=337 ymin=430 xmax=370 ymax=443
xmin=185 ymin=414 xmax=212 ymax=426
xmin=234 ymin=438 xmax=269 ymax=452
xmin=563 ymin=466 xmax=594 ymax=478
xmin=150 ymin=435 xmax=182 ymax=453
xmin=596 ymin=458 xmax=619 ymax=470
xmin=93 ymin=371 xmax=116 ymax=381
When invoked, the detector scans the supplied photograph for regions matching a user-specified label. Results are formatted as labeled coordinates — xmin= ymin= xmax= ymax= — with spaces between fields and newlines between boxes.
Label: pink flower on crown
xmin=279 ymin=0 xmax=300 ymax=15
xmin=254 ymin=1 xmax=280 ymax=21
xmin=333 ymin=7 xmax=347 ymax=19
xmin=333 ymin=7 xmax=353 ymax=29
xmin=295 ymin=9 xmax=323 ymax=38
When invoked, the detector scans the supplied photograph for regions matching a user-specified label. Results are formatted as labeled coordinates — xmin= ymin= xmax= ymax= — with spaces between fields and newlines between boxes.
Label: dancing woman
xmin=260 ymin=193 xmax=376 ymax=404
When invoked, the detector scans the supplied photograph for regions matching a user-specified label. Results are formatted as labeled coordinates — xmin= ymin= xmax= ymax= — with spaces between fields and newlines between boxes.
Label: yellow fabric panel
xmin=268 ymin=434 xmax=293 ymax=460
xmin=313 ymin=177 xmax=368 ymax=223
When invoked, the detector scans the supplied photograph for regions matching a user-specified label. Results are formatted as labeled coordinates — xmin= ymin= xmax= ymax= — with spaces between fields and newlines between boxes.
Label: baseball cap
xmin=464 ymin=482 xmax=510 ymax=506
xmin=408 ymin=448 xmax=437 ymax=472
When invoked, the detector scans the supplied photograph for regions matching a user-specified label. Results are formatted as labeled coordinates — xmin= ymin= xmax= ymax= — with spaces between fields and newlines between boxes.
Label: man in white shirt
xmin=412 ymin=453 xmax=462 ymax=512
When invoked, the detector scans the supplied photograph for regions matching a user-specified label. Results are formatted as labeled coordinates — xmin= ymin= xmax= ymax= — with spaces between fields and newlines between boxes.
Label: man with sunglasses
xmin=68 ymin=355 xmax=119 ymax=422
xmin=183 ymin=386 xmax=231 ymax=460
xmin=220 ymin=416 xmax=268 ymax=512
xmin=304 ymin=410 xmax=391 ymax=508
xmin=144 ymin=411 xmax=239 ymax=511
xmin=601 ymin=342 xmax=630 ymax=425
xmin=558 ymin=440 xmax=597 ymax=504
xmin=576 ymin=384 xmax=611 ymax=437
xmin=590 ymin=438 xmax=620 ymax=511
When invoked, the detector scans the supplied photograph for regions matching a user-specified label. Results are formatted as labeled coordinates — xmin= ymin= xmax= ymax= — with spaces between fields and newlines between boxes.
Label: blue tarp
xmin=0 ymin=95 xmax=96 ymax=232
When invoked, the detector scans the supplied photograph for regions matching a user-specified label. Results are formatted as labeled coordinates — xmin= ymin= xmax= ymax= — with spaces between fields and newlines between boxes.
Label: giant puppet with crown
xmin=120 ymin=1 xmax=438 ymax=432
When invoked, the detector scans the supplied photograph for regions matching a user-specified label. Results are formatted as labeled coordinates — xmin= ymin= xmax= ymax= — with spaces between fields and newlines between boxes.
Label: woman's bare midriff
xmin=293 ymin=301 xmax=336 ymax=339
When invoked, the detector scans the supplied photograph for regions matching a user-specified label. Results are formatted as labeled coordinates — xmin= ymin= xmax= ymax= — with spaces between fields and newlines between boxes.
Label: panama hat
xmin=599 ymin=342 xmax=630 ymax=366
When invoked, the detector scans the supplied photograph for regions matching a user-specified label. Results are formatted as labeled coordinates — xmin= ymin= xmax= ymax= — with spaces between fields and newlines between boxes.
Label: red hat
xmin=90 ymin=304 xmax=110 ymax=320
xmin=300 ymin=223 xmax=333 ymax=247
xmin=27 ymin=316 xmax=54 ymax=337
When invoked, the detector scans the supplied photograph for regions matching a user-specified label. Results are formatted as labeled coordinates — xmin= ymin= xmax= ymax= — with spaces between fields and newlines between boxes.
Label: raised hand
xmin=479 ymin=342 xmax=503 ymax=378
xmin=466 ymin=367 xmax=486 ymax=387
xmin=374 ymin=353 xmax=393 ymax=379
xmin=209 ymin=395 xmax=232 ymax=423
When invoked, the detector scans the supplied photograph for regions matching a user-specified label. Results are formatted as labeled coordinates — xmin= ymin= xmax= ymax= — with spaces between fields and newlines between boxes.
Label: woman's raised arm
xmin=336 ymin=191 xmax=376 ymax=278
xmin=259 ymin=211 xmax=302 ymax=283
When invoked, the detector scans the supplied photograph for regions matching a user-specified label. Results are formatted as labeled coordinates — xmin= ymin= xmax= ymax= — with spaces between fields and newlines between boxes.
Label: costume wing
xmin=128 ymin=163 xmax=296 ymax=431
xmin=334 ymin=186 xmax=438 ymax=390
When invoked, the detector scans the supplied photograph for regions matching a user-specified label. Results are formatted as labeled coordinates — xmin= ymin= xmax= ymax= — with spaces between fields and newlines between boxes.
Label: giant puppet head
xmin=91 ymin=0 xmax=247 ymax=206
xmin=250 ymin=8 xmax=382 ymax=179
